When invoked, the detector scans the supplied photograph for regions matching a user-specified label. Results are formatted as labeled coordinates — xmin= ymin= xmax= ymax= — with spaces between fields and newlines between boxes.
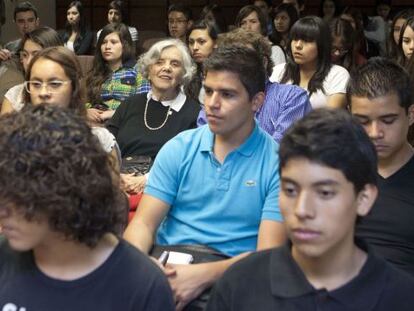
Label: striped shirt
xmin=197 ymin=80 xmax=311 ymax=143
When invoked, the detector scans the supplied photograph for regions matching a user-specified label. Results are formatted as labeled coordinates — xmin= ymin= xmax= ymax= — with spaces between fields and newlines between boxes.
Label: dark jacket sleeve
xmin=75 ymin=30 xmax=95 ymax=55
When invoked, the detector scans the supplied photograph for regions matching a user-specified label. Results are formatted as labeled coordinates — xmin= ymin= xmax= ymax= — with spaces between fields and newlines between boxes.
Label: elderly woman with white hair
xmin=107 ymin=38 xmax=200 ymax=193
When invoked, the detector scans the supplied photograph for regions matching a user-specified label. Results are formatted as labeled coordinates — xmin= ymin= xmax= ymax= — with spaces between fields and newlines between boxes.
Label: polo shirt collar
xmin=199 ymin=122 xmax=261 ymax=157
xmin=270 ymin=240 xmax=388 ymax=309
xmin=146 ymin=89 xmax=187 ymax=112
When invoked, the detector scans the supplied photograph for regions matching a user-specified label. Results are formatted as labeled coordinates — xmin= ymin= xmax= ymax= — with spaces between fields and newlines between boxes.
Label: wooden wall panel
xmin=56 ymin=1 xmax=414 ymax=32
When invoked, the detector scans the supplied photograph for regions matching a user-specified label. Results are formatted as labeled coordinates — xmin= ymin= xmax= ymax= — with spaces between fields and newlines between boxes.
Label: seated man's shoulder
xmin=160 ymin=125 xmax=208 ymax=151
xmin=266 ymin=82 xmax=310 ymax=110
xmin=223 ymin=248 xmax=275 ymax=283
xmin=378 ymin=263 xmax=414 ymax=307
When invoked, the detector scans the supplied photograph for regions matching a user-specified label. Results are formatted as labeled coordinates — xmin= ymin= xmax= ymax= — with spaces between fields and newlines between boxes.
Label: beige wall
xmin=1 ymin=0 xmax=56 ymax=45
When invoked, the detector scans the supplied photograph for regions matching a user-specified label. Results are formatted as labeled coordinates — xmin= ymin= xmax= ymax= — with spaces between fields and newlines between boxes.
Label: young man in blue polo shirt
xmin=124 ymin=45 xmax=286 ymax=309
xmin=206 ymin=109 xmax=414 ymax=311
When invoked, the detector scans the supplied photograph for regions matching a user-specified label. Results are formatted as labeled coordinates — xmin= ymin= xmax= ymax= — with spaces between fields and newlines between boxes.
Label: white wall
xmin=1 ymin=0 xmax=56 ymax=45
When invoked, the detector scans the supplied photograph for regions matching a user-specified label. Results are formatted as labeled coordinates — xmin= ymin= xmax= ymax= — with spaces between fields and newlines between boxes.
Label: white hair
xmin=138 ymin=38 xmax=196 ymax=87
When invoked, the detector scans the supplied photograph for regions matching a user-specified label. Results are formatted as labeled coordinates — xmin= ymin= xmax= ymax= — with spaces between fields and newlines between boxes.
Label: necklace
xmin=144 ymin=97 xmax=172 ymax=131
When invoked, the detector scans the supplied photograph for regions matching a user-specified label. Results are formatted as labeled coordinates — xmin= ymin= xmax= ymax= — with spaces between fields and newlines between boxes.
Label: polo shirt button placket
xmin=315 ymin=289 xmax=329 ymax=310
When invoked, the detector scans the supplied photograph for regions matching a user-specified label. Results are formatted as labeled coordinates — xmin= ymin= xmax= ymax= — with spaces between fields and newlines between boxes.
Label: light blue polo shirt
xmin=145 ymin=123 xmax=282 ymax=257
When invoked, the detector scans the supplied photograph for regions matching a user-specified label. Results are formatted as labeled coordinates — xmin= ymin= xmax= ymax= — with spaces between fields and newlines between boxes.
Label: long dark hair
xmin=200 ymin=4 xmax=227 ymax=33
xmin=330 ymin=18 xmax=356 ymax=72
xmin=281 ymin=16 xmax=332 ymax=96
xmin=387 ymin=9 xmax=414 ymax=61
xmin=86 ymin=23 xmax=134 ymax=105
xmin=270 ymin=3 xmax=298 ymax=48
xmin=186 ymin=19 xmax=219 ymax=101
xmin=397 ymin=16 xmax=414 ymax=67
xmin=62 ymin=2 xmax=89 ymax=45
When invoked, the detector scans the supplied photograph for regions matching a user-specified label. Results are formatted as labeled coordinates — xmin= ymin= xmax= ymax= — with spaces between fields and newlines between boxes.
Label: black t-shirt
xmin=206 ymin=241 xmax=414 ymax=311
xmin=356 ymin=156 xmax=414 ymax=276
xmin=107 ymin=93 xmax=200 ymax=158
xmin=0 ymin=238 xmax=174 ymax=311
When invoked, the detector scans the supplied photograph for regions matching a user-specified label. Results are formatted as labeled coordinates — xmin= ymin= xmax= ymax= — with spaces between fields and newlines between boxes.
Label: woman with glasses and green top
xmin=1 ymin=27 xmax=62 ymax=115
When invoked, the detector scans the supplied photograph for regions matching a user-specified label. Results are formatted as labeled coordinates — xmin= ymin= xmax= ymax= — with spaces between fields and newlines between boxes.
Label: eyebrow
xmin=30 ymin=76 xmax=65 ymax=81
xmin=281 ymin=177 xmax=340 ymax=187
xmin=353 ymin=113 xmax=399 ymax=119
xmin=204 ymin=85 xmax=238 ymax=93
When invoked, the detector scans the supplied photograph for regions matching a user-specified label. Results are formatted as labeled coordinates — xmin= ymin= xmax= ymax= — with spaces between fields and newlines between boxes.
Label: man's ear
xmin=35 ymin=18 xmax=40 ymax=27
xmin=356 ymin=184 xmax=378 ymax=217
xmin=408 ymin=104 xmax=414 ymax=126
xmin=187 ymin=20 xmax=193 ymax=30
xmin=251 ymin=92 xmax=265 ymax=112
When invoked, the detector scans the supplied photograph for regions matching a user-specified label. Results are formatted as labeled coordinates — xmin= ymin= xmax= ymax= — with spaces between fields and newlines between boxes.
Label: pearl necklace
xmin=143 ymin=97 xmax=172 ymax=131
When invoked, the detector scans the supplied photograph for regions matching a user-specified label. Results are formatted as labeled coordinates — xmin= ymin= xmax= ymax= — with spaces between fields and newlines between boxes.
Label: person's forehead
xmin=254 ymin=1 xmax=268 ymax=8
xmin=16 ymin=10 xmax=36 ymax=20
xmin=205 ymin=70 xmax=245 ymax=90
xmin=281 ymin=158 xmax=347 ymax=185
xmin=169 ymin=11 xmax=186 ymax=19
xmin=350 ymin=94 xmax=403 ymax=114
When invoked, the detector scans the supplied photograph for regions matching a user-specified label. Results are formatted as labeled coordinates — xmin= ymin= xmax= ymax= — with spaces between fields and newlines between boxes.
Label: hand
xmin=165 ymin=263 xmax=211 ymax=311
xmin=99 ymin=109 xmax=115 ymax=121
xmin=121 ymin=173 xmax=147 ymax=194
xmin=0 ymin=49 xmax=11 ymax=61
xmin=86 ymin=108 xmax=103 ymax=123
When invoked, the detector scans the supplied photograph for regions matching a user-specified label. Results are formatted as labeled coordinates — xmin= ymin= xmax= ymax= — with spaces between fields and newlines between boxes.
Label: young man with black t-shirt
xmin=0 ymin=105 xmax=174 ymax=311
xmin=348 ymin=58 xmax=414 ymax=277
xmin=206 ymin=109 xmax=414 ymax=311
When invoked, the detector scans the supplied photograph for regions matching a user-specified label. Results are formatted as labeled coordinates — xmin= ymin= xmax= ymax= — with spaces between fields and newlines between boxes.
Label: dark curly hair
xmin=0 ymin=105 xmax=126 ymax=247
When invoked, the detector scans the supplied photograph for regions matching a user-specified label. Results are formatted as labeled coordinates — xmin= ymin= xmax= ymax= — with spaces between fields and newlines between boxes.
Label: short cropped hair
xmin=280 ymin=109 xmax=378 ymax=193
xmin=203 ymin=45 xmax=266 ymax=99
xmin=14 ymin=1 xmax=38 ymax=20
xmin=346 ymin=57 xmax=414 ymax=113
xmin=0 ymin=105 xmax=126 ymax=247
xmin=217 ymin=28 xmax=273 ymax=76
xmin=168 ymin=4 xmax=193 ymax=21
xmin=138 ymin=38 xmax=196 ymax=87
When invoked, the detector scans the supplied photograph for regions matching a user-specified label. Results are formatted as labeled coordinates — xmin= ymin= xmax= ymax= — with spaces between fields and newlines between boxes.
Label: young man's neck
xmin=378 ymin=142 xmax=413 ymax=178
xmin=33 ymin=233 xmax=118 ymax=280
xmin=292 ymin=239 xmax=367 ymax=291
xmin=213 ymin=119 xmax=255 ymax=163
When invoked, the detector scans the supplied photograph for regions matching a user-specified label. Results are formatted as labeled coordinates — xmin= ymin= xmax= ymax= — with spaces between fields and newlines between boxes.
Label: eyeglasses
xmin=331 ymin=47 xmax=349 ymax=55
xmin=168 ymin=19 xmax=187 ymax=25
xmin=24 ymin=80 xmax=71 ymax=94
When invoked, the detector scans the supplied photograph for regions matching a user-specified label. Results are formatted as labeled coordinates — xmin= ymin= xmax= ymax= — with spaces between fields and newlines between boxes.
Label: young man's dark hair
xmin=0 ymin=104 xmax=174 ymax=310
xmin=203 ymin=44 xmax=266 ymax=99
xmin=206 ymin=108 xmax=414 ymax=311
xmin=0 ymin=104 xmax=126 ymax=246
xmin=167 ymin=3 xmax=193 ymax=21
xmin=280 ymin=108 xmax=378 ymax=192
xmin=14 ymin=1 xmax=38 ymax=20
xmin=347 ymin=57 xmax=413 ymax=113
